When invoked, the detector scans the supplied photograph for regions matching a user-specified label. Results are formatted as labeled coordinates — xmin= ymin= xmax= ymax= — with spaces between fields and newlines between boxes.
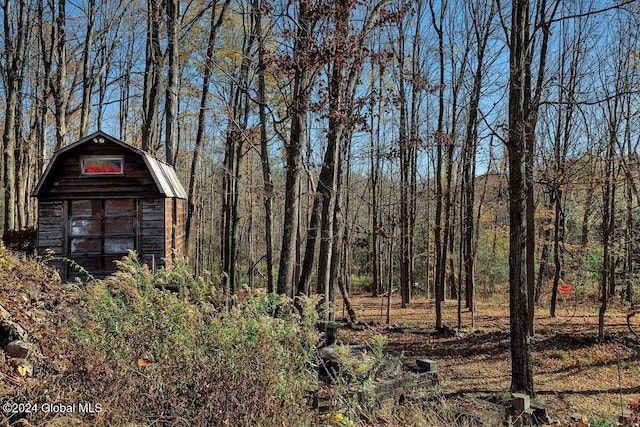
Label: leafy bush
xmin=3 ymin=251 xmax=486 ymax=427
xmin=16 ymin=253 xmax=320 ymax=426
xmin=590 ymin=417 xmax=618 ymax=427
xmin=0 ymin=241 xmax=11 ymax=271
xmin=321 ymin=335 xmax=388 ymax=426
xmin=349 ymin=275 xmax=373 ymax=293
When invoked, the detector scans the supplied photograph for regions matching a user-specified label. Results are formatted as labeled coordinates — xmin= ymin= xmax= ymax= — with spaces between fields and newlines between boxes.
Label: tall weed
xmin=21 ymin=253 xmax=319 ymax=426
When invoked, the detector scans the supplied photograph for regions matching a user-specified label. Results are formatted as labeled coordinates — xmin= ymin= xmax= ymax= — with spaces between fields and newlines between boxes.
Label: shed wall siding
xmin=37 ymin=200 xmax=65 ymax=272
xmin=165 ymin=198 xmax=173 ymax=261
xmin=174 ymin=198 xmax=187 ymax=255
xmin=162 ymin=198 xmax=187 ymax=263
xmin=38 ymin=200 xmax=64 ymax=255
xmin=142 ymin=198 xmax=166 ymax=268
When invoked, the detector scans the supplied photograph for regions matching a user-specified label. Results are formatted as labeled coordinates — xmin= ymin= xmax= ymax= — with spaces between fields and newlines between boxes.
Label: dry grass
xmin=2 ymin=243 xmax=638 ymax=426
xmin=1 ymin=251 xmax=320 ymax=427
xmin=337 ymin=287 xmax=640 ymax=424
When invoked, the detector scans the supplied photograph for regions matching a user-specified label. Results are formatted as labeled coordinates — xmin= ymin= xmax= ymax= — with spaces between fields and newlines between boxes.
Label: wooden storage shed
xmin=33 ymin=131 xmax=187 ymax=279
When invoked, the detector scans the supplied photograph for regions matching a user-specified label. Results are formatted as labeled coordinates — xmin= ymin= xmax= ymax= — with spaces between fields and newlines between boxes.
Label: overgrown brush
xmin=322 ymin=335 xmax=388 ymax=426
xmin=12 ymin=252 xmax=319 ymax=426
xmin=3 ymin=251 xmax=487 ymax=427
xmin=322 ymin=336 xmax=475 ymax=427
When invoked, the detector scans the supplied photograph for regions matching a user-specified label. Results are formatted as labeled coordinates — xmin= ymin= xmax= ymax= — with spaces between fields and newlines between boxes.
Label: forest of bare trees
xmin=2 ymin=0 xmax=640 ymax=394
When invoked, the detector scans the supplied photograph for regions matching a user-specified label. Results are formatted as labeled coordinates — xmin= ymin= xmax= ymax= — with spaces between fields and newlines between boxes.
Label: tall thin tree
xmin=254 ymin=0 xmax=275 ymax=293
xmin=141 ymin=0 xmax=163 ymax=154
xmin=507 ymin=0 xmax=534 ymax=395
xmin=2 ymin=0 xmax=29 ymax=231
xmin=277 ymin=0 xmax=319 ymax=297
xmin=185 ymin=0 xmax=230 ymax=246
xmin=164 ymin=0 xmax=180 ymax=165
xmin=276 ymin=0 xmax=319 ymax=295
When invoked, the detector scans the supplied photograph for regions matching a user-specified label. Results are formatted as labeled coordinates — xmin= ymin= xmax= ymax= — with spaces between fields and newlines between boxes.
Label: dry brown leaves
xmin=337 ymin=291 xmax=640 ymax=423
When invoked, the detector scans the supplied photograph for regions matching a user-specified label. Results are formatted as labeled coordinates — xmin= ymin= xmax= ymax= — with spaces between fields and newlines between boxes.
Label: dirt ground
xmin=2 ymin=247 xmax=638 ymax=424
xmin=335 ymin=289 xmax=640 ymax=424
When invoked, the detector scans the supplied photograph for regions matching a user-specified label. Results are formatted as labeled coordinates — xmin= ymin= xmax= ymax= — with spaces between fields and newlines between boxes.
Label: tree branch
xmin=539 ymin=0 xmax=637 ymax=27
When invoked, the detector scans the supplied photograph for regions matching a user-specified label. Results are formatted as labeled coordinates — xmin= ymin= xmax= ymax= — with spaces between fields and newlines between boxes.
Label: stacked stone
xmin=1 ymin=305 xmax=35 ymax=378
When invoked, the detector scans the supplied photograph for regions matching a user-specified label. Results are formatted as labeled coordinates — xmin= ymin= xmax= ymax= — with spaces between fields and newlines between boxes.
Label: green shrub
xmin=349 ymin=275 xmax=372 ymax=293
xmin=590 ymin=417 xmax=618 ymax=427
xmin=20 ymin=253 xmax=320 ymax=427
xmin=322 ymin=335 xmax=388 ymax=425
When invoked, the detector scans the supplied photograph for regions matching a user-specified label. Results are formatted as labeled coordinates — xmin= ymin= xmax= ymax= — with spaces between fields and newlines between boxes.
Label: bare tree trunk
xmin=549 ymin=188 xmax=564 ymax=318
xmin=338 ymin=276 xmax=357 ymax=324
xmin=396 ymin=20 xmax=411 ymax=308
xmin=96 ymin=45 xmax=108 ymax=131
xmin=298 ymin=189 xmax=321 ymax=296
xmin=3 ymin=76 xmax=18 ymax=231
xmin=316 ymin=127 xmax=342 ymax=316
xmin=36 ymin=1 xmax=51 ymax=175
xmin=119 ymin=33 xmax=135 ymax=140
xmin=463 ymin=0 xmax=494 ymax=313
xmin=386 ymin=234 xmax=394 ymax=325
xmin=299 ymin=0 xmax=389 ymax=305
xmin=339 ymin=144 xmax=357 ymax=323
xmin=599 ymin=126 xmax=616 ymax=341
xmin=301 ymin=89 xmax=351 ymax=303
xmin=278 ymin=111 xmax=305 ymax=296
xmin=277 ymin=0 xmax=318 ymax=296
xmin=2 ymin=0 xmax=28 ymax=232
xmin=51 ymin=0 xmax=68 ymax=149
xmin=185 ymin=0 xmax=230 ymax=246
xmin=220 ymin=128 xmax=246 ymax=295
xmin=15 ymin=72 xmax=28 ymax=228
xmin=624 ymin=104 xmax=635 ymax=302
xmin=536 ymin=202 xmax=551 ymax=306
xmin=326 ymin=142 xmax=348 ymax=321
xmin=255 ymin=0 xmax=275 ymax=294
xmin=525 ymin=0 xmax=559 ymax=336
xmin=549 ymin=27 xmax=582 ymax=316
xmin=429 ymin=0 xmax=445 ymax=331
xmin=221 ymin=5 xmax=257 ymax=295
xmin=142 ymin=0 xmax=163 ymax=154
xmin=369 ymin=66 xmax=382 ymax=297
xmin=164 ymin=0 xmax=180 ymax=165
xmin=407 ymin=7 xmax=419 ymax=304
xmin=508 ymin=0 xmax=534 ymax=396
xmin=396 ymin=0 xmax=422 ymax=307
xmin=79 ymin=0 xmax=96 ymax=138
xmin=220 ymin=131 xmax=234 ymax=293
xmin=581 ymin=176 xmax=594 ymax=247
xmin=443 ymin=41 xmax=466 ymax=302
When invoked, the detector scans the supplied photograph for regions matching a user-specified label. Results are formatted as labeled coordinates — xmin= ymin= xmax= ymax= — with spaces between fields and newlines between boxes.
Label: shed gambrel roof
xmin=33 ymin=131 xmax=187 ymax=199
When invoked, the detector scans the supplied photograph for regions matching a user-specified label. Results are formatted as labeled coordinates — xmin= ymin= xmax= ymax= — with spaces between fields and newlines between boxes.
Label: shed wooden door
xmin=67 ymin=199 xmax=138 ymax=276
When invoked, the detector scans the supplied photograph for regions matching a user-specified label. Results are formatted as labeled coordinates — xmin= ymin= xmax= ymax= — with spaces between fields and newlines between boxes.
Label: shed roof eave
xmin=141 ymin=153 xmax=187 ymax=199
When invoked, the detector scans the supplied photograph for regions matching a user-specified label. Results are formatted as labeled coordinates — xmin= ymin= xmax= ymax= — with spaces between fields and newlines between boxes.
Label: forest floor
xmin=336 ymin=289 xmax=640 ymax=424
xmin=2 ymin=245 xmax=639 ymax=425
